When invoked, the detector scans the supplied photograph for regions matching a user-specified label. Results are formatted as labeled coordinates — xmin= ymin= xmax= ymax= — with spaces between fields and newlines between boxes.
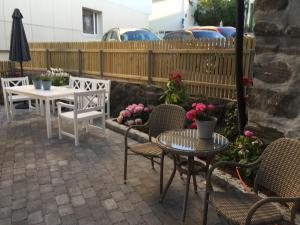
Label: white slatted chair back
xmin=74 ymin=90 xmax=105 ymax=116
xmin=1 ymin=76 xmax=29 ymax=89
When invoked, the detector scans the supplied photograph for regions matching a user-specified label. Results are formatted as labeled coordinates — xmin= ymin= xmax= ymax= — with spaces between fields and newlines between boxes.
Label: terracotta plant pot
xmin=195 ymin=116 xmax=217 ymax=139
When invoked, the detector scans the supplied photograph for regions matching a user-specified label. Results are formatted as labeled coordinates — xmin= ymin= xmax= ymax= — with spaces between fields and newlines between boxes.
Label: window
xmin=82 ymin=8 xmax=99 ymax=35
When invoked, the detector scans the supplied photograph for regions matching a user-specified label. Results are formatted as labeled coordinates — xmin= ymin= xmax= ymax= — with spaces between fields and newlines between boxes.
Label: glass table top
xmin=157 ymin=129 xmax=229 ymax=156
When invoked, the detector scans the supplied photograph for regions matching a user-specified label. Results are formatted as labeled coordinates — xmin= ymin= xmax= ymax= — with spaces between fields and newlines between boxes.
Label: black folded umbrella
xmin=9 ymin=8 xmax=31 ymax=76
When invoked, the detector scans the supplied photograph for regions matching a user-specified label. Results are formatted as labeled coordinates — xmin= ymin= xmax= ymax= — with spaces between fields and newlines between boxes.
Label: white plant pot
xmin=195 ymin=117 xmax=217 ymax=139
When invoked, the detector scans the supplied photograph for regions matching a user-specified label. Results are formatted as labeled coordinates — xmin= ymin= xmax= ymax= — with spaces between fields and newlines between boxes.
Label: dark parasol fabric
xmin=9 ymin=8 xmax=31 ymax=75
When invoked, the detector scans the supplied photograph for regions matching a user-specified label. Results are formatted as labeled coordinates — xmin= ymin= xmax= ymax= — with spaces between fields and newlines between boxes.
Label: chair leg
xmin=102 ymin=115 xmax=106 ymax=131
xmin=159 ymin=153 xmax=165 ymax=195
xmin=192 ymin=175 xmax=198 ymax=194
xmin=181 ymin=157 xmax=192 ymax=222
xmin=58 ymin=116 xmax=62 ymax=139
xmin=51 ymin=100 xmax=55 ymax=114
xmin=151 ymin=157 xmax=154 ymax=169
xmin=124 ymin=147 xmax=128 ymax=184
xmin=160 ymin=155 xmax=176 ymax=202
xmin=203 ymin=181 xmax=210 ymax=225
xmin=74 ymin=120 xmax=79 ymax=146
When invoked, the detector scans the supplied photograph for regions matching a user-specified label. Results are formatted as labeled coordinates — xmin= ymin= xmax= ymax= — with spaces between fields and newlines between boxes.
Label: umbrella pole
xmin=20 ymin=61 xmax=23 ymax=76
xmin=235 ymin=0 xmax=246 ymax=134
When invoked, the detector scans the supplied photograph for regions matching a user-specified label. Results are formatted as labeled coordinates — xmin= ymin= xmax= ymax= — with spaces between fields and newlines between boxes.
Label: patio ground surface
xmin=0 ymin=106 xmax=222 ymax=225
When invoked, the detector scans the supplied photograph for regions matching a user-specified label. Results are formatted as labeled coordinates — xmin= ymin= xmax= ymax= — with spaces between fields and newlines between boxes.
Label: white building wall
xmin=149 ymin=0 xmax=196 ymax=36
xmin=0 ymin=0 xmax=151 ymax=60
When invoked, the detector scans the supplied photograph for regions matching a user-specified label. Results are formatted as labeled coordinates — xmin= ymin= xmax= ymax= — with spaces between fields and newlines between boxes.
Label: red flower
xmin=188 ymin=122 xmax=197 ymax=129
xmin=243 ymin=77 xmax=253 ymax=86
xmin=195 ymin=103 xmax=207 ymax=112
xmin=186 ymin=109 xmax=197 ymax=120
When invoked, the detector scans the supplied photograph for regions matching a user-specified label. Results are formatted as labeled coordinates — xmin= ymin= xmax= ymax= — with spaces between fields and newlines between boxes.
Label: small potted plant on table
xmin=186 ymin=103 xmax=217 ymax=139
xmin=32 ymin=75 xmax=42 ymax=89
xmin=41 ymin=73 xmax=52 ymax=91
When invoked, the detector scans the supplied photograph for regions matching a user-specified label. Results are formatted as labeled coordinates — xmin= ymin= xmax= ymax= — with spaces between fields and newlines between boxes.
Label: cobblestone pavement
xmin=0 ymin=106 xmax=221 ymax=225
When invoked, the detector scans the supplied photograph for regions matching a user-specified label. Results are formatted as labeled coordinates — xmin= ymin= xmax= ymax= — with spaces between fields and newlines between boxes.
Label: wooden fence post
xmin=99 ymin=50 xmax=104 ymax=78
xmin=147 ymin=50 xmax=153 ymax=85
xmin=45 ymin=49 xmax=50 ymax=70
xmin=77 ymin=49 xmax=82 ymax=75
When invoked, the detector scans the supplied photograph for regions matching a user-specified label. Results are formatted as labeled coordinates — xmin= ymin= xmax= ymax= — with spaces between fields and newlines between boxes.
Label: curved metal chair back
xmin=254 ymin=138 xmax=300 ymax=201
xmin=148 ymin=104 xmax=186 ymax=139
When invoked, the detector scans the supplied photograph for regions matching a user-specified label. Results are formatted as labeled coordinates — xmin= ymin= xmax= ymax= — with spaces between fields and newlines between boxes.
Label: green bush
xmin=194 ymin=0 xmax=236 ymax=26
xmin=216 ymin=131 xmax=264 ymax=182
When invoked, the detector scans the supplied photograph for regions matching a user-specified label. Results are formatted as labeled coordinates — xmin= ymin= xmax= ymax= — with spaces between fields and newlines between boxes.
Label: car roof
xmin=110 ymin=28 xmax=152 ymax=34
xmin=187 ymin=26 xmax=218 ymax=31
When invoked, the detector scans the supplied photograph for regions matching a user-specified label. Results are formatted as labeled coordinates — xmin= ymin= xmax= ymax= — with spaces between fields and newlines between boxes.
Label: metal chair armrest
xmin=206 ymin=159 xmax=261 ymax=191
xmin=124 ymin=122 xmax=149 ymax=148
xmin=245 ymin=196 xmax=300 ymax=225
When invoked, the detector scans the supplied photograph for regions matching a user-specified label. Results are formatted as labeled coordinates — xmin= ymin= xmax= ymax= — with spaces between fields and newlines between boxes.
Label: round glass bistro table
xmin=157 ymin=129 xmax=229 ymax=222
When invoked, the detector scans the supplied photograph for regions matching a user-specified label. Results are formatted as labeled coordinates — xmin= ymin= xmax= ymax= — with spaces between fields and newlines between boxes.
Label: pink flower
xmin=207 ymin=104 xmax=215 ymax=110
xmin=186 ymin=109 xmax=197 ymax=120
xmin=244 ymin=130 xmax=254 ymax=138
xmin=192 ymin=103 xmax=197 ymax=108
xmin=116 ymin=115 xmax=123 ymax=124
xmin=188 ymin=122 xmax=197 ymax=129
xmin=143 ymin=107 xmax=149 ymax=112
xmin=138 ymin=103 xmax=144 ymax=108
xmin=196 ymin=103 xmax=207 ymax=112
xmin=121 ymin=110 xmax=131 ymax=118
xmin=135 ymin=118 xmax=142 ymax=125
xmin=133 ymin=106 xmax=144 ymax=113
xmin=126 ymin=120 xmax=134 ymax=126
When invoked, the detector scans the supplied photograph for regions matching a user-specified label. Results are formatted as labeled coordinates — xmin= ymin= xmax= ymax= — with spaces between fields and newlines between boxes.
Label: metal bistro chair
xmin=203 ymin=138 xmax=300 ymax=225
xmin=57 ymin=90 xmax=106 ymax=146
xmin=124 ymin=104 xmax=186 ymax=194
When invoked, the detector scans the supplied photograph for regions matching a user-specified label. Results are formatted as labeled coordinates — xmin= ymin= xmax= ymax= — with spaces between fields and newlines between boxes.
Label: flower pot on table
xmin=195 ymin=116 xmax=217 ymax=139
xmin=42 ymin=80 xmax=52 ymax=91
xmin=33 ymin=80 xmax=42 ymax=89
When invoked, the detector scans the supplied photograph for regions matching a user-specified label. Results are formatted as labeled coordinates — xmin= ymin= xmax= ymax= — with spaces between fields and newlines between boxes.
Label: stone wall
xmin=247 ymin=0 xmax=300 ymax=141
xmin=110 ymin=81 xmax=164 ymax=117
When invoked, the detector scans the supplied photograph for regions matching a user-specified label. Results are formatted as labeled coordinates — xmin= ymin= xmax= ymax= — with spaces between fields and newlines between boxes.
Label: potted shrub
xmin=32 ymin=75 xmax=42 ymax=89
xmin=186 ymin=102 xmax=217 ymax=139
xmin=41 ymin=73 xmax=52 ymax=91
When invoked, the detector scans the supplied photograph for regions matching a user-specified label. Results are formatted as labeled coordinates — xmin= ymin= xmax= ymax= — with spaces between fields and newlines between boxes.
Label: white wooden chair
xmin=62 ymin=76 xmax=111 ymax=118
xmin=57 ymin=90 xmax=106 ymax=146
xmin=1 ymin=76 xmax=37 ymax=116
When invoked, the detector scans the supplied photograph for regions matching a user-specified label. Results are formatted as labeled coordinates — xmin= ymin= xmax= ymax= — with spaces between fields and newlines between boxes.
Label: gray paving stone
xmin=45 ymin=212 xmax=60 ymax=225
xmin=58 ymin=204 xmax=73 ymax=217
xmin=55 ymin=194 xmax=69 ymax=205
xmin=28 ymin=211 xmax=43 ymax=224
xmin=0 ymin=218 xmax=11 ymax=225
xmin=12 ymin=198 xmax=26 ymax=210
xmin=102 ymin=198 xmax=118 ymax=210
xmin=12 ymin=208 xmax=27 ymax=222
xmin=71 ymin=196 xmax=85 ymax=207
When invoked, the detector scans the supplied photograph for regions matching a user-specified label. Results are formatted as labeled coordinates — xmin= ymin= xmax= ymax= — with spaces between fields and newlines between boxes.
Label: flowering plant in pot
xmin=41 ymin=73 xmax=52 ymax=91
xmin=185 ymin=102 xmax=216 ymax=138
xmin=160 ymin=71 xmax=187 ymax=104
xmin=116 ymin=103 xmax=151 ymax=126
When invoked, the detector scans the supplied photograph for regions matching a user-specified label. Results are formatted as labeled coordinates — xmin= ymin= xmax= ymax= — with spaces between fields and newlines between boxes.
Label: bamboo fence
xmin=21 ymin=38 xmax=255 ymax=100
